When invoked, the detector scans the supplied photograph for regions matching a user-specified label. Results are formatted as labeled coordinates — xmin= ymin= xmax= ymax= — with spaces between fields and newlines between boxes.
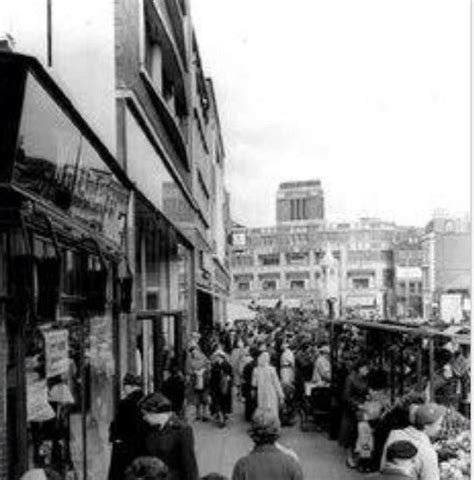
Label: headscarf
xmin=258 ymin=351 xmax=270 ymax=368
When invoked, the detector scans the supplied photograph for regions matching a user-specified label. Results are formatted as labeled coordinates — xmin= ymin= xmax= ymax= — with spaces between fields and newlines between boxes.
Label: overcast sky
xmin=191 ymin=0 xmax=470 ymax=228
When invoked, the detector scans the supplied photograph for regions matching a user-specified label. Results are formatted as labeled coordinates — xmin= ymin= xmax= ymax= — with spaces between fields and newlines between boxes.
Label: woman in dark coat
xmin=108 ymin=374 xmax=144 ymax=480
xmin=338 ymin=359 xmax=370 ymax=468
xmin=138 ymin=393 xmax=199 ymax=480
xmin=209 ymin=352 xmax=233 ymax=428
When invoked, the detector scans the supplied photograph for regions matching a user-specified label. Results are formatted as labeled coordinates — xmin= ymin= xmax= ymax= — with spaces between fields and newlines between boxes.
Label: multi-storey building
xmin=231 ymin=213 xmax=398 ymax=319
xmin=276 ymin=180 xmax=325 ymax=225
xmin=393 ymin=229 xmax=424 ymax=318
xmin=0 ymin=2 xmax=230 ymax=478
xmin=421 ymin=213 xmax=471 ymax=321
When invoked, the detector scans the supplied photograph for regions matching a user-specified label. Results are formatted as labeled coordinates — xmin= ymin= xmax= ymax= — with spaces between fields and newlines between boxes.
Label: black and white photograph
xmin=0 ymin=1 xmax=471 ymax=479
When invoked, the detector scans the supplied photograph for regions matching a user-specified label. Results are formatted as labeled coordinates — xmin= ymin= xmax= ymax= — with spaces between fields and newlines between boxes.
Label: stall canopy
xmin=227 ymin=302 xmax=256 ymax=323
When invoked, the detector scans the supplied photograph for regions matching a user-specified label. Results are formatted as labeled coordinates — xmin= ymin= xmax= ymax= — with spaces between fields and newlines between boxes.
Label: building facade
xmin=421 ymin=214 xmax=471 ymax=322
xmin=0 ymin=2 xmax=230 ymax=479
xmin=231 ymin=215 xmax=398 ymax=320
xmin=393 ymin=229 xmax=424 ymax=319
xmin=276 ymin=180 xmax=325 ymax=225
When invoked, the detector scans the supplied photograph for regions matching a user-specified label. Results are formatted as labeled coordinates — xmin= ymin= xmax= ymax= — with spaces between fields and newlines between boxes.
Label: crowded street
xmin=0 ymin=1 xmax=471 ymax=480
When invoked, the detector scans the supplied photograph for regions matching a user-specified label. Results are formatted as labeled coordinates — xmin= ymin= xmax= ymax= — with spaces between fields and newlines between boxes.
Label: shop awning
xmin=227 ymin=302 xmax=256 ymax=323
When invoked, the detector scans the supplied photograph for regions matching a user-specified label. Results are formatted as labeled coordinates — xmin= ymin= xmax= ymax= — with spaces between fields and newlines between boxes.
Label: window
xmin=290 ymin=198 xmax=308 ymax=220
xmin=238 ymin=282 xmax=250 ymax=291
xmin=353 ymin=278 xmax=369 ymax=290
xmin=290 ymin=280 xmax=305 ymax=290
xmin=258 ymin=254 xmax=280 ymax=266
xmin=409 ymin=282 xmax=416 ymax=294
xmin=398 ymin=281 xmax=406 ymax=292
xmin=286 ymin=252 xmax=309 ymax=266
xmin=262 ymin=280 xmax=277 ymax=291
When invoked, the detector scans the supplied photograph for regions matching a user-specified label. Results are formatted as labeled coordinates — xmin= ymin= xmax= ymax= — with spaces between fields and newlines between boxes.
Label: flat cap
xmin=386 ymin=441 xmax=418 ymax=462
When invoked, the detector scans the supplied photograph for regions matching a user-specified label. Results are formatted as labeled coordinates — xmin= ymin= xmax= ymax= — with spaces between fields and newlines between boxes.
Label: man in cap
xmin=373 ymin=441 xmax=418 ymax=479
xmin=138 ymin=392 xmax=199 ymax=480
xmin=380 ymin=403 xmax=446 ymax=480
xmin=108 ymin=373 xmax=145 ymax=480
xmin=232 ymin=409 xmax=303 ymax=480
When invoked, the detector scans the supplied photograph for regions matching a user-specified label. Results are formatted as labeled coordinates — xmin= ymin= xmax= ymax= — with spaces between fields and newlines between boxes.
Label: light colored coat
xmin=252 ymin=352 xmax=284 ymax=417
xmin=380 ymin=426 xmax=439 ymax=480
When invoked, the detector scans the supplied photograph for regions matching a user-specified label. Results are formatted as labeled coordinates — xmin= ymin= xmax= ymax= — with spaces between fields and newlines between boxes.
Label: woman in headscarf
xmin=251 ymin=352 xmax=285 ymax=418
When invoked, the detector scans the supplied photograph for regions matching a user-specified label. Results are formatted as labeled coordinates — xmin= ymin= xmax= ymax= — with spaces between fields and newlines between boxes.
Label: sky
xmin=190 ymin=0 xmax=471 ymax=228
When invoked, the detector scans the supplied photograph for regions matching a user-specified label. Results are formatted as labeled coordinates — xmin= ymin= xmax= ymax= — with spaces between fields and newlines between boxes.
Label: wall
xmin=4 ymin=0 xmax=117 ymax=154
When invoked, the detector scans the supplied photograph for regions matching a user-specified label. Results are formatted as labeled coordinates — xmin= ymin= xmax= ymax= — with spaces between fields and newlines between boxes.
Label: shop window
xmin=353 ymin=278 xmax=369 ymax=290
xmin=290 ymin=280 xmax=305 ymax=290
xmin=237 ymin=282 xmax=250 ymax=291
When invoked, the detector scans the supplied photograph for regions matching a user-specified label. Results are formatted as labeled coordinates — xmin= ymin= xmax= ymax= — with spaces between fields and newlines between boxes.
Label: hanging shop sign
xmin=26 ymin=374 xmax=55 ymax=422
xmin=43 ymin=329 xmax=69 ymax=378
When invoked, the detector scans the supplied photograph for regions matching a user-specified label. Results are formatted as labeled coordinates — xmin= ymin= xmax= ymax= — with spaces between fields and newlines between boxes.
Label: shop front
xmin=121 ymin=99 xmax=195 ymax=392
xmin=0 ymin=53 xmax=132 ymax=480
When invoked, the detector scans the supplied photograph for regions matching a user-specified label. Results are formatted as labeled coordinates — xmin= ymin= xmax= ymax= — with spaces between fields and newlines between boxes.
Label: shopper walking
xmin=138 ymin=392 xmax=199 ymax=480
xmin=242 ymin=347 xmax=259 ymax=421
xmin=209 ymin=351 xmax=233 ymax=428
xmin=108 ymin=373 xmax=144 ymax=480
xmin=231 ymin=409 xmax=303 ymax=480
xmin=252 ymin=352 xmax=284 ymax=419
xmin=186 ymin=344 xmax=211 ymax=421
xmin=279 ymin=341 xmax=295 ymax=386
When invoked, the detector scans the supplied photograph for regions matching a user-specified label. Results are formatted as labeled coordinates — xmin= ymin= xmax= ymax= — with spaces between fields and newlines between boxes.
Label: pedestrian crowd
xmin=21 ymin=314 xmax=458 ymax=480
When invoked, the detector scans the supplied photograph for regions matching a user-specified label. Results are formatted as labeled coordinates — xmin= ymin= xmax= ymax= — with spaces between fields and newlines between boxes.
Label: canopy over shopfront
xmin=227 ymin=302 xmax=256 ymax=323
xmin=0 ymin=51 xmax=136 ymax=480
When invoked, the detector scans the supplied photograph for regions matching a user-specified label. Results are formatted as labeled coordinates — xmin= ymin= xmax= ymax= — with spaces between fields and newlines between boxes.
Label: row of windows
xmin=398 ymin=281 xmax=422 ymax=294
xmin=236 ymin=279 xmax=308 ymax=292
xmin=232 ymin=250 xmax=343 ymax=267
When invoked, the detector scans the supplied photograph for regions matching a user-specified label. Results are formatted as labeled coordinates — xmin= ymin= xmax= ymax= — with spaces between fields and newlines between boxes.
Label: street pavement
xmin=191 ymin=401 xmax=366 ymax=480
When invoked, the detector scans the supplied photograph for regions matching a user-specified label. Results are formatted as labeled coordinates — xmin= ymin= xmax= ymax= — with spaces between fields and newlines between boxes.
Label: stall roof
xmin=323 ymin=318 xmax=471 ymax=345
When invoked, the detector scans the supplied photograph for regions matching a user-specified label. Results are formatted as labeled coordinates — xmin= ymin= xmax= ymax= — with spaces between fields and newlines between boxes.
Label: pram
xmin=299 ymin=384 xmax=332 ymax=432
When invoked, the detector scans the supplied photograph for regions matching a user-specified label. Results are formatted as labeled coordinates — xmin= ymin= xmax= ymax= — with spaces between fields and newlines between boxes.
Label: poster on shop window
xmin=43 ymin=329 xmax=70 ymax=378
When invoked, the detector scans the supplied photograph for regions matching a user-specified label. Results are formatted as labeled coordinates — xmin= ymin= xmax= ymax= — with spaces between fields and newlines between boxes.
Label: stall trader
xmin=380 ymin=403 xmax=446 ymax=480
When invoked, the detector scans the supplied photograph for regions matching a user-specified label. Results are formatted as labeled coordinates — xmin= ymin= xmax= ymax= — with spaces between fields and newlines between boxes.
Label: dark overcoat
xmin=108 ymin=389 xmax=144 ymax=480
xmin=338 ymin=371 xmax=368 ymax=448
xmin=138 ymin=415 xmax=199 ymax=480
xmin=209 ymin=360 xmax=233 ymax=415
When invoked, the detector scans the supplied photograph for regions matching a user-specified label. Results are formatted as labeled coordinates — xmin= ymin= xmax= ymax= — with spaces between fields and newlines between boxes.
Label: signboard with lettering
xmin=43 ymin=329 xmax=69 ymax=378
